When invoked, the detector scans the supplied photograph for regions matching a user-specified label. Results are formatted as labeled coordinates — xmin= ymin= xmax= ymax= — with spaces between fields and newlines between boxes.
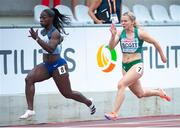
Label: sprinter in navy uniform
xmin=20 ymin=8 xmax=96 ymax=119
xmin=88 ymin=0 xmax=122 ymax=24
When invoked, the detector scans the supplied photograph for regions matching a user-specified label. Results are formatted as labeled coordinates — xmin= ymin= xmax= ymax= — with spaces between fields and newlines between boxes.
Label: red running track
xmin=10 ymin=115 xmax=180 ymax=127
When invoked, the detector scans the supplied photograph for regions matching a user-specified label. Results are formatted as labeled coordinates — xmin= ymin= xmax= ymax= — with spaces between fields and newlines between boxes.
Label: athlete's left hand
xmin=29 ymin=27 xmax=38 ymax=40
xmin=161 ymin=56 xmax=167 ymax=63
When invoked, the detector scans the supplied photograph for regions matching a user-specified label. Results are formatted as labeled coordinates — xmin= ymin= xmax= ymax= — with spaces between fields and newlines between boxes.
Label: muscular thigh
xmin=120 ymin=63 xmax=144 ymax=87
xmin=52 ymin=64 xmax=71 ymax=92
xmin=27 ymin=63 xmax=51 ymax=82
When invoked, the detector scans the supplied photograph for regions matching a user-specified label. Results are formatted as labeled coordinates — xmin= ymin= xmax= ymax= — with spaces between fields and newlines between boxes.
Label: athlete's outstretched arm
xmin=139 ymin=29 xmax=167 ymax=63
xmin=109 ymin=24 xmax=120 ymax=50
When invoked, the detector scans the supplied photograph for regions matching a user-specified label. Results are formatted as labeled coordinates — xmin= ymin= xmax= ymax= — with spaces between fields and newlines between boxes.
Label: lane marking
xmin=74 ymin=118 xmax=180 ymax=127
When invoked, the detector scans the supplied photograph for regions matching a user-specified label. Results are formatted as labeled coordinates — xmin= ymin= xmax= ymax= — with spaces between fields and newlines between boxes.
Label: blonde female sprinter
xmin=105 ymin=12 xmax=171 ymax=120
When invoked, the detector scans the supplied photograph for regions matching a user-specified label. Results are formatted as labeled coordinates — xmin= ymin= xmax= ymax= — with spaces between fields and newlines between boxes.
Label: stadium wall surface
xmin=0 ymin=25 xmax=180 ymax=126
xmin=0 ymin=25 xmax=180 ymax=94
xmin=0 ymin=0 xmax=180 ymax=16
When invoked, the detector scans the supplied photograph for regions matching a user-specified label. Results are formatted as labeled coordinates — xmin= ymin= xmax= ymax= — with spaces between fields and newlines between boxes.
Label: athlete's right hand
xmin=110 ymin=23 xmax=117 ymax=38
xmin=29 ymin=27 xmax=38 ymax=40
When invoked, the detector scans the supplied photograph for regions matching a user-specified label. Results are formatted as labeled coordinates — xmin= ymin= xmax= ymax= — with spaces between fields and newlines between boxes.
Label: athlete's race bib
xmin=136 ymin=65 xmax=143 ymax=75
xmin=58 ymin=65 xmax=67 ymax=75
xmin=121 ymin=38 xmax=139 ymax=53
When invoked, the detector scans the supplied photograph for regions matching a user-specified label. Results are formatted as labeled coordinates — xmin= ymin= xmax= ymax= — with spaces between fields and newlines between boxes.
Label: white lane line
xmin=73 ymin=118 xmax=180 ymax=127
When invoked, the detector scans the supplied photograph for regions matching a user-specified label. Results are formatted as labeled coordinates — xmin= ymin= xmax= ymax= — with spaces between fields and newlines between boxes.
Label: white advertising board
xmin=0 ymin=26 xmax=179 ymax=94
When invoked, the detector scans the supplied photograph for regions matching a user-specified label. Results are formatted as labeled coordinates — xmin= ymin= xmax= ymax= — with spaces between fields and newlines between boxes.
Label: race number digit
xmin=136 ymin=66 xmax=143 ymax=75
xmin=58 ymin=65 xmax=66 ymax=75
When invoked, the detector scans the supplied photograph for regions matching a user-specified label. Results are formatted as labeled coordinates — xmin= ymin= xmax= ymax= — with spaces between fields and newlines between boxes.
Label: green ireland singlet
xmin=120 ymin=27 xmax=144 ymax=53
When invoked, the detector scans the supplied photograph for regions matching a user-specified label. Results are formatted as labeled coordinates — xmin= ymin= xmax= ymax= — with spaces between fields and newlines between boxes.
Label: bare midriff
xmin=122 ymin=53 xmax=142 ymax=63
xmin=43 ymin=54 xmax=60 ymax=64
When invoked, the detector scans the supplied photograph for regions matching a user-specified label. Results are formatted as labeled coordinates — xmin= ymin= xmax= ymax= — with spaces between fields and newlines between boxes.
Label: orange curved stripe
xmin=97 ymin=45 xmax=104 ymax=67
xmin=102 ymin=63 xmax=116 ymax=72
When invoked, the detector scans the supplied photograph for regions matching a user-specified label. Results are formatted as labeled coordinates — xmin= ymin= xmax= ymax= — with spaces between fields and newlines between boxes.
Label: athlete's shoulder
xmin=51 ymin=29 xmax=61 ymax=40
xmin=138 ymin=28 xmax=149 ymax=40
xmin=52 ymin=28 xmax=60 ymax=34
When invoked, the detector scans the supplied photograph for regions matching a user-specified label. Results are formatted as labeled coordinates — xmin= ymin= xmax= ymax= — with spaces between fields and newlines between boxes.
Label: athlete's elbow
xmin=47 ymin=47 xmax=55 ymax=54
xmin=88 ymin=10 xmax=91 ymax=16
xmin=108 ymin=44 xmax=114 ymax=50
xmin=88 ymin=10 xmax=94 ymax=21
xmin=48 ymin=50 xmax=53 ymax=54
xmin=109 ymin=46 xmax=113 ymax=50
xmin=88 ymin=9 xmax=93 ymax=17
xmin=153 ymin=42 xmax=161 ymax=50
xmin=152 ymin=40 xmax=160 ymax=46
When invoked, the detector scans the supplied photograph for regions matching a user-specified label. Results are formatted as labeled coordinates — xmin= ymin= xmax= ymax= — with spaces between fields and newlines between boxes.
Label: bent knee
xmin=117 ymin=80 xmax=127 ymax=90
xmin=25 ymin=74 xmax=35 ymax=84
xmin=62 ymin=93 xmax=72 ymax=99
xmin=136 ymin=93 xmax=144 ymax=99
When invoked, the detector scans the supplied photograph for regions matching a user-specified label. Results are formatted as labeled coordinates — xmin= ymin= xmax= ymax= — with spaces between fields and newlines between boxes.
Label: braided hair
xmin=43 ymin=8 xmax=70 ymax=34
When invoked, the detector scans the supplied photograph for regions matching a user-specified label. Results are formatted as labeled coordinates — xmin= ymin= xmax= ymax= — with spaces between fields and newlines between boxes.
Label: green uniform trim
xmin=106 ymin=45 xmax=117 ymax=61
xmin=122 ymin=59 xmax=143 ymax=72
